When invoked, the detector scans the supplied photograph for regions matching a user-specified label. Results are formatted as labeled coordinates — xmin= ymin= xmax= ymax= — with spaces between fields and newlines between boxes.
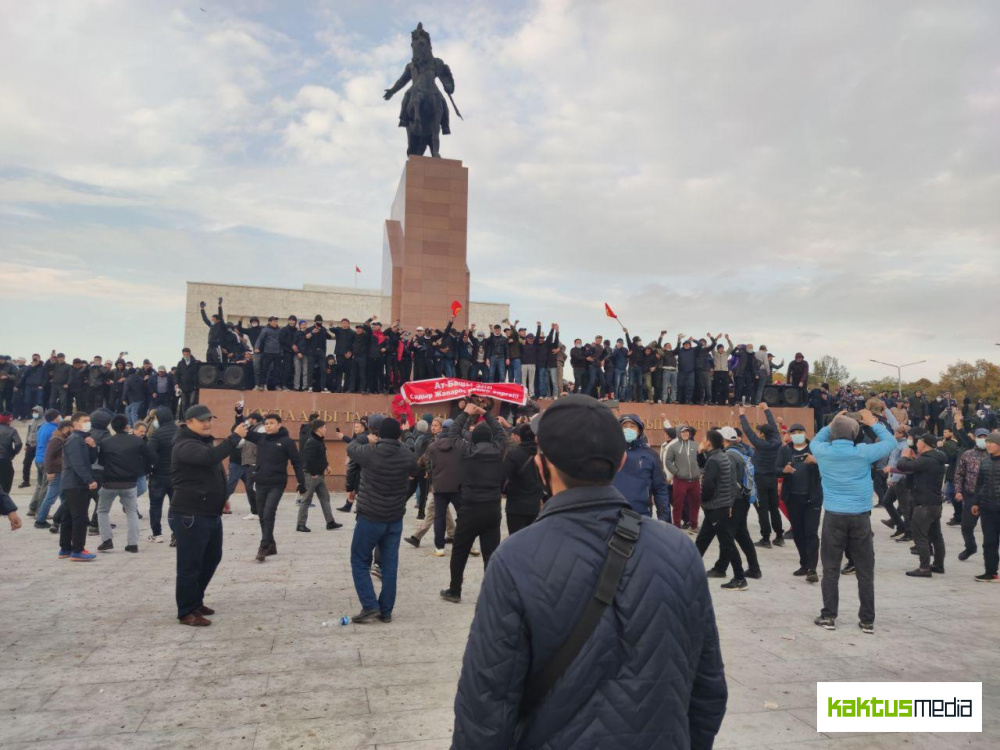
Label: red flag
xmin=355 ymin=266 xmax=361 ymax=273
xmin=604 ymin=302 xmax=617 ymax=319
xmin=450 ymin=300 xmax=462 ymax=316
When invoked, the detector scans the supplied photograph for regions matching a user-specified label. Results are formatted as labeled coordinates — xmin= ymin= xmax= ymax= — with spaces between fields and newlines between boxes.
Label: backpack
xmin=727 ymin=447 xmax=757 ymax=504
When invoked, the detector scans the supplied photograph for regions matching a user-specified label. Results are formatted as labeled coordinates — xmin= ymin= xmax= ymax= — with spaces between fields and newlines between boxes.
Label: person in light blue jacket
xmin=810 ymin=409 xmax=896 ymax=635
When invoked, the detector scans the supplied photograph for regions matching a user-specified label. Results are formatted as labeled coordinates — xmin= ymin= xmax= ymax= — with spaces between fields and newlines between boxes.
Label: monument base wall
xmin=199 ymin=389 xmax=814 ymax=492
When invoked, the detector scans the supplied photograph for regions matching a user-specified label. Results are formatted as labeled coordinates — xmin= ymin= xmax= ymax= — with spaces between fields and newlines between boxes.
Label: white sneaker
xmin=470 ymin=546 xmax=481 ymax=557
xmin=432 ymin=548 xmax=446 ymax=557
xmin=242 ymin=513 xmax=257 ymax=521
xmin=147 ymin=535 xmax=163 ymax=544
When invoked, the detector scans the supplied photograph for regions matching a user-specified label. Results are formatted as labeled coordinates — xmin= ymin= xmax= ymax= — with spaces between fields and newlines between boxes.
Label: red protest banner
xmin=400 ymin=377 xmax=527 ymax=406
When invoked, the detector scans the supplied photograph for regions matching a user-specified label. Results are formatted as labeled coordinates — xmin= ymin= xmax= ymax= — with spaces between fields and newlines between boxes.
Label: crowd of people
xmin=3 ymin=377 xmax=999 ymax=745
xmin=0 ymin=299 xmax=832 ymax=423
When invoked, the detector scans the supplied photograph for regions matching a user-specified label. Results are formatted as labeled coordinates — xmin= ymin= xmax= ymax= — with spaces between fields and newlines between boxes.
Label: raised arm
xmin=384 ymin=65 xmax=412 ymax=99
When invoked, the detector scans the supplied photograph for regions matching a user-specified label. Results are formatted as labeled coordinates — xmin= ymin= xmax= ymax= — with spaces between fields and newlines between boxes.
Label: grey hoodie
xmin=663 ymin=437 xmax=701 ymax=481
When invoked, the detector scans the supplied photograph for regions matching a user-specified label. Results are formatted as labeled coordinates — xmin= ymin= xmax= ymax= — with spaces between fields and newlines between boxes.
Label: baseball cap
xmin=719 ymin=426 xmax=739 ymax=442
xmin=536 ymin=395 xmax=626 ymax=482
xmin=185 ymin=404 xmax=215 ymax=421
xmin=986 ymin=431 xmax=1000 ymax=447
xmin=974 ymin=428 xmax=990 ymax=437
xmin=788 ymin=423 xmax=806 ymax=433
xmin=918 ymin=433 xmax=937 ymax=448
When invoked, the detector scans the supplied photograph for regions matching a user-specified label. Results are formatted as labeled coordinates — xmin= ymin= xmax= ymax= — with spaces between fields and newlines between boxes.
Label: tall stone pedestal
xmin=382 ymin=156 xmax=469 ymax=331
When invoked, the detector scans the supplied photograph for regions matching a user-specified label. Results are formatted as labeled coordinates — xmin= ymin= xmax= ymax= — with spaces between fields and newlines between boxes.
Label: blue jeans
xmin=489 ymin=359 xmax=506 ymax=384
xmin=586 ymin=365 xmax=601 ymax=396
xmin=136 ymin=475 xmax=147 ymax=498
xmin=508 ymin=358 xmax=522 ymax=384
xmin=350 ymin=516 xmax=403 ymax=616
xmin=627 ymin=366 xmax=642 ymax=401
xmin=661 ymin=370 xmax=677 ymax=402
xmin=168 ymin=513 xmax=223 ymax=619
xmin=126 ymin=401 xmax=144 ymax=426
xmin=442 ymin=359 xmax=456 ymax=378
xmin=614 ymin=369 xmax=627 ymax=400
xmin=37 ymin=474 xmax=62 ymax=522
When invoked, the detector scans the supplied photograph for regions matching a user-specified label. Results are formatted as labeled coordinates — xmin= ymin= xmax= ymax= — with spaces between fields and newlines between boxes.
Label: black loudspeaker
xmin=198 ymin=363 xmax=248 ymax=390
xmin=762 ymin=384 xmax=803 ymax=407
xmin=762 ymin=385 xmax=783 ymax=406
xmin=782 ymin=386 xmax=803 ymax=407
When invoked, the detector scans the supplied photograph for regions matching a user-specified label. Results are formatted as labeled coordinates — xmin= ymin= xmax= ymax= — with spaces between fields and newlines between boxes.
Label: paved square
xmin=1 ymin=486 xmax=996 ymax=749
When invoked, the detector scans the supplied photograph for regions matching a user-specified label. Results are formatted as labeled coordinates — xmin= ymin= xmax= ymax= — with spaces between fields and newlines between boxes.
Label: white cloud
xmin=0 ymin=0 xmax=997 ymax=379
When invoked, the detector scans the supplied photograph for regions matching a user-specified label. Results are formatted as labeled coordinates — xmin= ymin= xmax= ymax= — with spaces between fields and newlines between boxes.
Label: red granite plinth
xmin=383 ymin=156 xmax=469 ymax=331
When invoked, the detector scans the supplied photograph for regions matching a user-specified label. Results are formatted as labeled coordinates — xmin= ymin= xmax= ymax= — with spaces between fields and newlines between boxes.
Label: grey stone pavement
xmin=0 ymin=482 xmax=997 ymax=749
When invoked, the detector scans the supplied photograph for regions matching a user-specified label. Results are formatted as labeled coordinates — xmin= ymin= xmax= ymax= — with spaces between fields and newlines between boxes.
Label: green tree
xmin=937 ymin=359 xmax=1000 ymax=404
xmin=809 ymin=355 xmax=850 ymax=389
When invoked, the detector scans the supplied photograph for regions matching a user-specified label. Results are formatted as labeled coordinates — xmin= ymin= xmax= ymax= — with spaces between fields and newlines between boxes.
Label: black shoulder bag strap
xmin=521 ymin=507 xmax=642 ymax=711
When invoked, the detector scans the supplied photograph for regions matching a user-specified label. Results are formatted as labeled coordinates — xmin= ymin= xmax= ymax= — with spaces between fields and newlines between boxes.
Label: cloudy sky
xmin=2 ymin=0 xmax=997 ymax=381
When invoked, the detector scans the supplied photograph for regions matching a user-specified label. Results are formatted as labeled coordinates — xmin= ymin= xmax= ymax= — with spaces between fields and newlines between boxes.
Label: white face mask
xmin=976 ymin=438 xmax=987 ymax=450
xmin=790 ymin=433 xmax=806 ymax=446
xmin=906 ymin=438 xmax=914 ymax=447
xmin=32 ymin=412 xmax=41 ymax=419
xmin=152 ymin=419 xmax=160 ymax=430
xmin=255 ymin=425 xmax=266 ymax=433
xmin=80 ymin=422 xmax=92 ymax=433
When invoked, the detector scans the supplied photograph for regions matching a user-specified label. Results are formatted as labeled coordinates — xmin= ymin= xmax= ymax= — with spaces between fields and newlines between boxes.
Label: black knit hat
xmin=379 ymin=417 xmax=401 ymax=440
xmin=536 ymin=395 xmax=625 ymax=482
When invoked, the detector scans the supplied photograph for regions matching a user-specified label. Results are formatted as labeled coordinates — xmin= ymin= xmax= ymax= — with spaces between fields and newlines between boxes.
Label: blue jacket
xmin=612 ymin=416 xmax=670 ymax=518
xmin=35 ymin=420 xmax=59 ymax=466
xmin=452 ymin=485 xmax=727 ymax=750
xmin=811 ymin=421 xmax=896 ymax=514
xmin=609 ymin=346 xmax=628 ymax=370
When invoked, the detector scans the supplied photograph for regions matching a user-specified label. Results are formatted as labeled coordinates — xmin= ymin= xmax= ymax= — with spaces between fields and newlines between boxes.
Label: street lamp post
xmin=869 ymin=359 xmax=927 ymax=395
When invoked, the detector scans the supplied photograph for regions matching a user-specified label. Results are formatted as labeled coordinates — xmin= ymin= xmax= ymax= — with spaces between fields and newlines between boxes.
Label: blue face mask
xmin=790 ymin=433 xmax=806 ymax=446
xmin=623 ymin=428 xmax=638 ymax=443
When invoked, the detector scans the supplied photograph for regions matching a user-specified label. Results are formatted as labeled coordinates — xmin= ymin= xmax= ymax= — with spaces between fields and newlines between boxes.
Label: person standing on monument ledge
xmin=452 ymin=395 xmax=726 ymax=749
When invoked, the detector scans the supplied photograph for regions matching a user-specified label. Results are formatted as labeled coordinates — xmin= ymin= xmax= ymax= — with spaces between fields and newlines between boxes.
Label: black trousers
xmin=712 ymin=498 xmax=759 ymax=574
xmin=449 ymin=502 xmax=501 ymax=596
xmin=755 ymin=474 xmax=783 ymax=540
xmin=168 ymin=513 xmax=223 ymax=619
xmin=820 ymin=511 xmax=875 ymax=623
xmin=872 ymin=469 xmax=888 ymax=505
xmin=257 ymin=485 xmax=284 ymax=545
xmin=21 ymin=444 xmax=36 ymax=485
xmin=59 ymin=487 xmax=91 ymax=553
xmin=0 ymin=459 xmax=13 ymax=494
xmin=695 ymin=506 xmax=744 ymax=579
xmin=280 ymin=352 xmax=295 ymax=388
xmin=506 ymin=512 xmax=537 ymax=536
xmin=785 ymin=493 xmax=821 ymax=571
xmin=961 ymin=494 xmax=980 ymax=554
xmin=260 ymin=353 xmax=281 ymax=388
xmin=883 ymin=484 xmax=905 ymax=531
xmin=982 ymin=508 xmax=1000 ymax=577
xmin=712 ymin=372 xmax=730 ymax=405
xmin=911 ymin=503 xmax=944 ymax=569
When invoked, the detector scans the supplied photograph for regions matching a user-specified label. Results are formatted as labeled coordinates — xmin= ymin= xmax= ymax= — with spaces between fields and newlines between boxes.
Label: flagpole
xmin=354 ymin=268 xmax=357 ymax=289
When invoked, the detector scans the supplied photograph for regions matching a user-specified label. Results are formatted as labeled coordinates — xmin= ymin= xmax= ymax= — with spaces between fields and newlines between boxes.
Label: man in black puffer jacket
xmin=169 ymin=405 xmax=247 ymax=625
xmin=347 ymin=417 xmax=418 ymax=623
xmin=452 ymin=395 xmax=726 ymax=749
xmin=440 ymin=403 xmax=507 ymax=604
xmin=897 ymin=433 xmax=947 ymax=577
xmin=96 ymin=414 xmax=155 ymax=552
xmin=146 ymin=406 xmax=177 ymax=543
xmin=502 ymin=422 xmax=543 ymax=535
xmin=245 ymin=413 xmax=305 ymax=561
